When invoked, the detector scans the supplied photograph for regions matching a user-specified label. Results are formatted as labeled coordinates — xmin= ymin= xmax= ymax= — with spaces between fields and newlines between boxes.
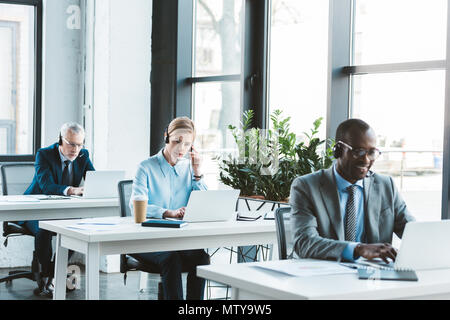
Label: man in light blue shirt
xmin=130 ymin=117 xmax=210 ymax=300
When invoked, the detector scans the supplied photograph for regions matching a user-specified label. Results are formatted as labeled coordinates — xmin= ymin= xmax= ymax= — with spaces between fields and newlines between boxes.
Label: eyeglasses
xmin=338 ymin=141 xmax=381 ymax=160
xmin=62 ymin=137 xmax=84 ymax=149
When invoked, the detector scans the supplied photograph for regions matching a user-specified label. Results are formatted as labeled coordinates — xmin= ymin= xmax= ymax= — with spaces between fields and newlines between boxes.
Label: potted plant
xmin=216 ymin=109 xmax=334 ymax=202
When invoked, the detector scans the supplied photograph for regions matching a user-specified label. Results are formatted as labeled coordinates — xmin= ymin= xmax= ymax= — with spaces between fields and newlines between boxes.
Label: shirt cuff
xmin=341 ymin=242 xmax=359 ymax=262
xmin=147 ymin=207 xmax=167 ymax=220
xmin=63 ymin=186 xmax=70 ymax=196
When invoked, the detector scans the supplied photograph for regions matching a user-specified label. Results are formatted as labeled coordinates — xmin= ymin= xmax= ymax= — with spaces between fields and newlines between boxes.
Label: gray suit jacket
xmin=289 ymin=167 xmax=415 ymax=261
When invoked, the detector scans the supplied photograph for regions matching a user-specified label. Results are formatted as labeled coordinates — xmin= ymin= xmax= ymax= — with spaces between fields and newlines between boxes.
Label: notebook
xmin=357 ymin=268 xmax=418 ymax=281
xmin=141 ymin=219 xmax=188 ymax=228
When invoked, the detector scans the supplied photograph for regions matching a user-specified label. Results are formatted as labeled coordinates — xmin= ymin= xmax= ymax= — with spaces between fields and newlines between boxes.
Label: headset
xmin=164 ymin=126 xmax=170 ymax=144
xmin=333 ymin=141 xmax=343 ymax=159
xmin=59 ymin=134 xmax=63 ymax=145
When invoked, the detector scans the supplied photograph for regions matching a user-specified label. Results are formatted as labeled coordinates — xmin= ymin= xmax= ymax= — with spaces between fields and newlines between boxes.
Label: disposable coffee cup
xmin=133 ymin=195 xmax=148 ymax=223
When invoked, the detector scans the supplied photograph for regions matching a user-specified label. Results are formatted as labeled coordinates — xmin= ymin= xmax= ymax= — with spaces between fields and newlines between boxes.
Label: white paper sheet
xmin=252 ymin=259 xmax=357 ymax=277
xmin=0 ymin=195 xmax=41 ymax=202
xmin=66 ymin=217 xmax=128 ymax=232
xmin=66 ymin=223 xmax=122 ymax=232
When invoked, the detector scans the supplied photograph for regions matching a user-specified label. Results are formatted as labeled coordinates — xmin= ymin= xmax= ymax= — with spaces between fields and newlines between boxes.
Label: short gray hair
xmin=60 ymin=122 xmax=85 ymax=138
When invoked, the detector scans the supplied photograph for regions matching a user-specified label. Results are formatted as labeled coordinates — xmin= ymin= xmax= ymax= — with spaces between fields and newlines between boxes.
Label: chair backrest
xmin=0 ymin=162 xmax=35 ymax=195
xmin=117 ymin=179 xmax=133 ymax=218
xmin=274 ymin=206 xmax=294 ymax=260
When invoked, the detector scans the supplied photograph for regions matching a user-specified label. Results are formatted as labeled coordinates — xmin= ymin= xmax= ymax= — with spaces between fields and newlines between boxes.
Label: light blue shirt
xmin=130 ymin=149 xmax=208 ymax=219
xmin=333 ymin=165 xmax=365 ymax=262
xmin=58 ymin=147 xmax=73 ymax=195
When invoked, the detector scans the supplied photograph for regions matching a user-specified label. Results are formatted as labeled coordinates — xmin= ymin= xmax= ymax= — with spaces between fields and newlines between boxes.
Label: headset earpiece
xmin=59 ymin=134 xmax=63 ymax=145
xmin=333 ymin=142 xmax=342 ymax=159
xmin=164 ymin=127 xmax=169 ymax=144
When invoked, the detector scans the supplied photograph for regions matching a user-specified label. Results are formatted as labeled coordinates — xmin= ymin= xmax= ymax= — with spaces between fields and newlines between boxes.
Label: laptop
xmin=393 ymin=220 xmax=450 ymax=271
xmin=76 ymin=170 xmax=125 ymax=199
xmin=180 ymin=189 xmax=240 ymax=223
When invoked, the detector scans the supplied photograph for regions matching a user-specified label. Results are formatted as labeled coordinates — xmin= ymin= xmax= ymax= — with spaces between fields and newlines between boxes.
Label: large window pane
xmin=353 ymin=0 xmax=447 ymax=65
xmin=352 ymin=70 xmax=445 ymax=222
xmin=194 ymin=0 xmax=243 ymax=77
xmin=0 ymin=3 xmax=35 ymax=155
xmin=268 ymin=0 xmax=329 ymax=140
xmin=193 ymin=82 xmax=241 ymax=189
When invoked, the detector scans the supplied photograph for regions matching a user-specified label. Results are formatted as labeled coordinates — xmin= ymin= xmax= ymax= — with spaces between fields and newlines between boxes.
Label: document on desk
xmin=0 ymin=195 xmax=41 ymax=202
xmin=252 ymin=259 xmax=357 ymax=277
xmin=0 ymin=195 xmax=72 ymax=202
xmin=66 ymin=217 xmax=127 ymax=232
xmin=67 ymin=223 xmax=123 ymax=232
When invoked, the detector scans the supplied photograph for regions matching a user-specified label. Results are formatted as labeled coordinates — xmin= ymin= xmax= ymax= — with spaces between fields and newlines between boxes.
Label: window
xmin=191 ymin=0 xmax=244 ymax=189
xmin=348 ymin=0 xmax=448 ymax=222
xmin=0 ymin=0 xmax=42 ymax=161
xmin=268 ymin=0 xmax=329 ymax=140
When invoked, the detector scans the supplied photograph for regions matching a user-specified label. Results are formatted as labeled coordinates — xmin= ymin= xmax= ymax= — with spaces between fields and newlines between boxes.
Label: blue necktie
xmin=345 ymin=185 xmax=358 ymax=242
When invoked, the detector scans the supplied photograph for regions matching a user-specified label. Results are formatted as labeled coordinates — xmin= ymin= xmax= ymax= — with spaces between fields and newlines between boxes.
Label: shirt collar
xmin=157 ymin=149 xmax=181 ymax=177
xmin=333 ymin=164 xmax=364 ymax=192
xmin=58 ymin=147 xmax=71 ymax=165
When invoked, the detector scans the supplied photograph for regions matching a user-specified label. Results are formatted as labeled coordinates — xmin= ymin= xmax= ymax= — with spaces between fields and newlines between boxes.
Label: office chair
xmin=274 ymin=207 xmax=294 ymax=260
xmin=0 ymin=163 xmax=41 ymax=284
xmin=117 ymin=180 xmax=166 ymax=299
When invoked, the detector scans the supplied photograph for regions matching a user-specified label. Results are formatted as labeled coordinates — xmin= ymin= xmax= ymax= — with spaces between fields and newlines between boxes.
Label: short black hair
xmin=335 ymin=119 xmax=371 ymax=142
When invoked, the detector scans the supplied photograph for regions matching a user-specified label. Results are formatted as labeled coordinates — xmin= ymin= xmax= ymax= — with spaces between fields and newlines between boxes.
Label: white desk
xmin=39 ymin=216 xmax=276 ymax=300
xmin=197 ymin=259 xmax=450 ymax=300
xmin=0 ymin=195 xmax=119 ymax=221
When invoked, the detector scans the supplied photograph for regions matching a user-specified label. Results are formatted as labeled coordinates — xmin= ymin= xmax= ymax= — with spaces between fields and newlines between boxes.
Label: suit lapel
xmin=319 ymin=168 xmax=344 ymax=240
xmin=72 ymin=157 xmax=81 ymax=186
xmin=53 ymin=144 xmax=63 ymax=184
xmin=363 ymin=174 xmax=381 ymax=243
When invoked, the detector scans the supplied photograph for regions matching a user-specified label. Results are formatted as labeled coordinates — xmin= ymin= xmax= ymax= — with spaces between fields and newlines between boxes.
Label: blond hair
xmin=166 ymin=117 xmax=196 ymax=141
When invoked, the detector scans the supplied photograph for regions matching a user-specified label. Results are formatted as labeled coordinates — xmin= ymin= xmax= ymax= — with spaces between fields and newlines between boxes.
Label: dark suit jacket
xmin=24 ymin=143 xmax=95 ymax=196
xmin=289 ymin=167 xmax=415 ymax=261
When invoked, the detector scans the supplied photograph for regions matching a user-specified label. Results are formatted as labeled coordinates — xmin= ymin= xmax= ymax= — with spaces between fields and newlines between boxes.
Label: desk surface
xmin=40 ymin=216 xmax=275 ymax=243
xmin=0 ymin=195 xmax=118 ymax=210
xmin=0 ymin=195 xmax=119 ymax=221
xmin=44 ymin=216 xmax=277 ymax=300
xmin=197 ymin=259 xmax=450 ymax=300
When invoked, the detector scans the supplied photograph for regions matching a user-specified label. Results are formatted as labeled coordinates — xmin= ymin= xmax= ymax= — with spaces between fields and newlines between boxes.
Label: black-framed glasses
xmin=62 ymin=137 xmax=84 ymax=149
xmin=338 ymin=141 xmax=381 ymax=160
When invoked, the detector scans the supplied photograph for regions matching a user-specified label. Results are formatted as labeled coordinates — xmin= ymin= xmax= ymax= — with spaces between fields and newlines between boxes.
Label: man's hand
xmin=163 ymin=207 xmax=186 ymax=219
xmin=355 ymin=243 xmax=397 ymax=263
xmin=67 ymin=187 xmax=84 ymax=196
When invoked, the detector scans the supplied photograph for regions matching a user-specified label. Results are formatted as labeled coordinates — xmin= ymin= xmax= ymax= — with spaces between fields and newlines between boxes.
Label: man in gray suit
xmin=290 ymin=119 xmax=415 ymax=263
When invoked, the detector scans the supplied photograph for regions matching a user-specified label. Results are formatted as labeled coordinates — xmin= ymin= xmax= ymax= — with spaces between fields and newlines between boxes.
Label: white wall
xmin=0 ymin=0 xmax=152 ymax=273
xmin=92 ymin=0 xmax=152 ymax=272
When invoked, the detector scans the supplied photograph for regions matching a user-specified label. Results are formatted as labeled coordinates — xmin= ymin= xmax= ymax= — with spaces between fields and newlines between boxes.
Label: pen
xmin=339 ymin=262 xmax=359 ymax=270
xmin=76 ymin=223 xmax=117 ymax=225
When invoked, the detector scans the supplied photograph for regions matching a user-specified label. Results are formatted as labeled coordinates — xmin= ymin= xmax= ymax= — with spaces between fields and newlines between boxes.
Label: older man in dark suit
xmin=20 ymin=122 xmax=95 ymax=297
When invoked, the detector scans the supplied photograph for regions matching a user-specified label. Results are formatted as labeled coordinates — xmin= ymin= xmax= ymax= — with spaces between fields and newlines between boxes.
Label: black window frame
xmin=150 ymin=0 xmax=269 ymax=155
xmin=0 ymin=0 xmax=42 ymax=162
